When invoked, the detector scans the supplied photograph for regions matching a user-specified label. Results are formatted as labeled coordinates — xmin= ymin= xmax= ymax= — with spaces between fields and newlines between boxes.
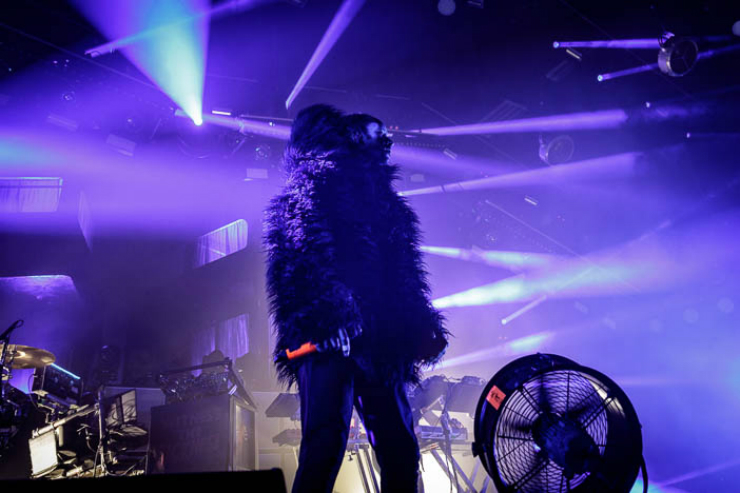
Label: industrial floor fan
xmin=472 ymin=354 xmax=645 ymax=493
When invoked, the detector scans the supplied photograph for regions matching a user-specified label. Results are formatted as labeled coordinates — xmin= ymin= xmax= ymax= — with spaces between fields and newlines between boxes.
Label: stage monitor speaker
xmin=148 ymin=393 xmax=256 ymax=473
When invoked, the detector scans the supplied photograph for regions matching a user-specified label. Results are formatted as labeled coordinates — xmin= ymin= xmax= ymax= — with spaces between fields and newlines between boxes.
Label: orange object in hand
xmin=285 ymin=342 xmax=318 ymax=360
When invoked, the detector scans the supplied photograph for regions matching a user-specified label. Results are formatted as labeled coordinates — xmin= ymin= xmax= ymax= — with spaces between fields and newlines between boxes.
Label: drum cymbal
xmin=3 ymin=344 xmax=56 ymax=369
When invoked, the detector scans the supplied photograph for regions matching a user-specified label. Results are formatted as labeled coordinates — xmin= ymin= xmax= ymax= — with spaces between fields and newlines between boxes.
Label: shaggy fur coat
xmin=264 ymin=138 xmax=448 ymax=387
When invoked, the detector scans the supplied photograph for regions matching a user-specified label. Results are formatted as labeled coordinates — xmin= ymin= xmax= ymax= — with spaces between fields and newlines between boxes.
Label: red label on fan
xmin=486 ymin=385 xmax=506 ymax=410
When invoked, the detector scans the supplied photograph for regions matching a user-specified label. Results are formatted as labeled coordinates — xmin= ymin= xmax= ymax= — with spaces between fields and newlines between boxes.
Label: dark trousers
xmin=292 ymin=355 xmax=420 ymax=493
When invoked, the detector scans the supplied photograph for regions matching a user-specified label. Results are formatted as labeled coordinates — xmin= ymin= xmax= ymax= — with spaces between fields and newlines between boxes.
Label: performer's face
xmin=364 ymin=121 xmax=392 ymax=162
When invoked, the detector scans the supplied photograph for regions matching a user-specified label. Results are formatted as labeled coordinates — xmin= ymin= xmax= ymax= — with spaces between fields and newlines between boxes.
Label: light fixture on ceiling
xmin=658 ymin=36 xmax=699 ymax=77
xmin=539 ymin=134 xmax=575 ymax=166
xmin=437 ymin=0 xmax=456 ymax=16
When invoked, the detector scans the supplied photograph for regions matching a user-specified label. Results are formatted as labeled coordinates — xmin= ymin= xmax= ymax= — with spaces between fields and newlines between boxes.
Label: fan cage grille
xmin=493 ymin=369 xmax=618 ymax=492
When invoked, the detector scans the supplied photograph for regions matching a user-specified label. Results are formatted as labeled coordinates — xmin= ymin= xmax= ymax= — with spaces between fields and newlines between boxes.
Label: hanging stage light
xmin=558 ymin=30 xmax=739 ymax=82
xmin=597 ymin=37 xmax=740 ymax=82
xmin=437 ymin=0 xmax=456 ymax=16
xmin=658 ymin=37 xmax=699 ymax=77
xmin=539 ymin=135 xmax=575 ymax=166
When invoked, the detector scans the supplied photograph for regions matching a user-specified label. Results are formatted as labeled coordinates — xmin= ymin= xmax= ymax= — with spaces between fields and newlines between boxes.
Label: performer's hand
xmin=338 ymin=326 xmax=351 ymax=357
xmin=315 ymin=327 xmax=351 ymax=357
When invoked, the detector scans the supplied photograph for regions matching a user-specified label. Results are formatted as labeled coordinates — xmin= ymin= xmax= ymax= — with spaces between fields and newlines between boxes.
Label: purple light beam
xmin=285 ymin=0 xmax=367 ymax=109
xmin=597 ymin=62 xmax=659 ymax=82
xmin=400 ymin=152 xmax=639 ymax=197
xmin=435 ymin=332 xmax=554 ymax=370
xmin=84 ymin=0 xmax=274 ymax=58
xmin=432 ymin=212 xmax=740 ymax=312
xmin=554 ymin=39 xmax=661 ymax=49
xmin=431 ymin=254 xmax=652 ymax=310
xmin=697 ymin=42 xmax=740 ymax=60
xmin=500 ymin=296 xmax=549 ymax=326
xmin=417 ymin=109 xmax=628 ymax=136
xmin=420 ymin=246 xmax=561 ymax=271
xmin=656 ymin=458 xmax=740 ymax=488
xmin=390 ymin=145 xmax=512 ymax=176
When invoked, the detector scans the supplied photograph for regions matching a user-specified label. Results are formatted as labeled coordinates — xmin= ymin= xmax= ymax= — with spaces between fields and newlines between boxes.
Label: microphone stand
xmin=95 ymin=386 xmax=109 ymax=477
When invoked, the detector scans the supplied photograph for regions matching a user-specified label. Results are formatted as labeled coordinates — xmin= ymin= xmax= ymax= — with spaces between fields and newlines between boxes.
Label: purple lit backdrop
xmin=0 ymin=276 xmax=85 ymax=393
xmin=1 ymin=0 xmax=740 ymax=490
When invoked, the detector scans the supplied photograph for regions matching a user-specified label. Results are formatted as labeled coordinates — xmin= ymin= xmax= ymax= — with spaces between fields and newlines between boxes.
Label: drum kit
xmin=1 ymin=320 xmax=102 ymax=479
xmin=0 ymin=320 xmax=56 ymax=458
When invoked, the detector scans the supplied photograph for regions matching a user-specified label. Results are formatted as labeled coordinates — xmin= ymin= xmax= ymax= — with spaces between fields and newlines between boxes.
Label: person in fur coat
xmin=264 ymin=104 xmax=449 ymax=493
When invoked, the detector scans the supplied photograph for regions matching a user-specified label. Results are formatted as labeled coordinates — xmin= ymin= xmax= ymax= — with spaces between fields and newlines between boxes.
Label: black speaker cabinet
xmin=148 ymin=394 xmax=257 ymax=473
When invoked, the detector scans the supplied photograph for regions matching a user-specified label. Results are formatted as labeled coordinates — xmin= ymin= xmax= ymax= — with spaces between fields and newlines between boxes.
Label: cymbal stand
xmin=94 ymin=387 xmax=109 ymax=477
xmin=0 ymin=320 xmax=23 ymax=401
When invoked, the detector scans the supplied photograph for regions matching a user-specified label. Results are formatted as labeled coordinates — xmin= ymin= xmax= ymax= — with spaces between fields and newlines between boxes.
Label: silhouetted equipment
xmin=265 ymin=392 xmax=300 ymax=419
xmin=28 ymin=403 xmax=97 ymax=478
xmin=103 ymin=386 xmax=165 ymax=435
xmin=23 ymin=361 xmax=150 ymax=479
xmin=473 ymin=353 xmax=644 ymax=492
xmin=156 ymin=358 xmax=256 ymax=409
xmin=0 ymin=384 xmax=33 ymax=469
xmin=98 ymin=345 xmax=122 ymax=385
xmin=0 ymin=322 xmax=44 ymax=473
xmin=447 ymin=376 xmax=487 ymax=414
xmin=32 ymin=363 xmax=83 ymax=409
xmin=271 ymin=428 xmax=301 ymax=447
xmin=148 ymin=393 xmax=257 ymax=473
xmin=409 ymin=375 xmax=485 ymax=492
xmin=27 ymin=388 xmax=152 ymax=478
xmin=410 ymin=374 xmax=486 ymax=418
xmin=148 ymin=358 xmax=258 ymax=474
